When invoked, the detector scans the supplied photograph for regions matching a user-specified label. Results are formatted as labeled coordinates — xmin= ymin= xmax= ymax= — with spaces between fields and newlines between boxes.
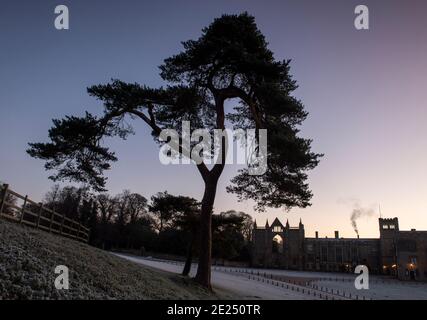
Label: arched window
xmin=272 ymin=234 xmax=284 ymax=253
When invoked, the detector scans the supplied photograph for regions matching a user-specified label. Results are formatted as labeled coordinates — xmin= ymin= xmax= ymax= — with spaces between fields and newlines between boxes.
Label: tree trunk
xmin=194 ymin=180 xmax=217 ymax=289
xmin=194 ymin=94 xmax=226 ymax=289
xmin=182 ymin=235 xmax=194 ymax=276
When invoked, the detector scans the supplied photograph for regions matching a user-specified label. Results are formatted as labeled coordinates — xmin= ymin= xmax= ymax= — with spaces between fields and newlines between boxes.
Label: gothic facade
xmin=251 ymin=217 xmax=427 ymax=281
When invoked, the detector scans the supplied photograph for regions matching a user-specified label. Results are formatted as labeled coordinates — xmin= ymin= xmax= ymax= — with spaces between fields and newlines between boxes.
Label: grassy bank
xmin=0 ymin=219 xmax=218 ymax=300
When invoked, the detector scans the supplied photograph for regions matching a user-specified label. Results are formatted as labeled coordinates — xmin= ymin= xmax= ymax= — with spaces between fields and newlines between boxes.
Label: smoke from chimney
xmin=350 ymin=205 xmax=375 ymax=237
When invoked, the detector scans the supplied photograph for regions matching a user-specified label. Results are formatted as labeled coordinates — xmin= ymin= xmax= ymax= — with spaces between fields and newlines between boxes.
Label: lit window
xmin=273 ymin=226 xmax=282 ymax=233
xmin=389 ymin=225 xmax=395 ymax=229
xmin=382 ymin=225 xmax=389 ymax=229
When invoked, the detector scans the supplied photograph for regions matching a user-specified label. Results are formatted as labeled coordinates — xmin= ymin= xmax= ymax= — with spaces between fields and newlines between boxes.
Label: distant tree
xmin=170 ymin=196 xmax=201 ymax=276
xmin=220 ymin=210 xmax=253 ymax=242
xmin=127 ymin=192 xmax=148 ymax=223
xmin=43 ymin=184 xmax=61 ymax=211
xmin=40 ymin=185 xmax=154 ymax=250
xmin=114 ymin=190 xmax=130 ymax=226
xmin=42 ymin=185 xmax=89 ymax=221
xmin=79 ymin=196 xmax=98 ymax=242
xmin=93 ymin=193 xmax=116 ymax=249
xmin=27 ymin=13 xmax=321 ymax=288
xmin=125 ymin=216 xmax=157 ymax=251
xmin=123 ymin=192 xmax=149 ymax=248
xmin=112 ymin=190 xmax=132 ymax=248
xmin=149 ymin=192 xmax=177 ymax=233
xmin=104 ymin=190 xmax=148 ymax=248
xmin=96 ymin=193 xmax=116 ymax=224
xmin=149 ymin=192 xmax=201 ymax=275
xmin=212 ymin=212 xmax=246 ymax=262
xmin=0 ymin=182 xmax=18 ymax=216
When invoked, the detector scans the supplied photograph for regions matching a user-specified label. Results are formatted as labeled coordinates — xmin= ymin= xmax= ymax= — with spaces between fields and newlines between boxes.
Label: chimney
xmin=315 ymin=231 xmax=318 ymax=239
xmin=335 ymin=231 xmax=339 ymax=239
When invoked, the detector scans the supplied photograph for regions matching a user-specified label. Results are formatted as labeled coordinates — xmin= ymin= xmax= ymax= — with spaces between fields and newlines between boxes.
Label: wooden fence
xmin=0 ymin=184 xmax=90 ymax=242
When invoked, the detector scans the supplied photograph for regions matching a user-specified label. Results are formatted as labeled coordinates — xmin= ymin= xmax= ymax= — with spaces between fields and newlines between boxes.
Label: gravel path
xmin=115 ymin=254 xmax=427 ymax=300
xmin=115 ymin=254 xmax=318 ymax=300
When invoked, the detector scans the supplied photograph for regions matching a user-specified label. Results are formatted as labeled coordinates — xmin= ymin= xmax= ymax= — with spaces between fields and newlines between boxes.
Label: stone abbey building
xmin=251 ymin=217 xmax=427 ymax=281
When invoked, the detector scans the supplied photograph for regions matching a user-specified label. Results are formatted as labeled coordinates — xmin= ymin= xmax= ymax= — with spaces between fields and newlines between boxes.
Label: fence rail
xmin=0 ymin=184 xmax=90 ymax=243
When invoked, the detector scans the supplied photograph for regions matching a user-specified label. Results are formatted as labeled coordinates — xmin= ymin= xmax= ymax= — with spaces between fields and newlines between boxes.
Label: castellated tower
xmin=379 ymin=218 xmax=399 ymax=275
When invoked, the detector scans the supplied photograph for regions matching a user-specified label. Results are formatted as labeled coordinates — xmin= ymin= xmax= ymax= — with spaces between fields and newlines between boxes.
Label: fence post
xmin=20 ymin=195 xmax=28 ymax=223
xmin=0 ymin=184 xmax=9 ymax=215
xmin=0 ymin=185 xmax=91 ymax=241
xmin=36 ymin=203 xmax=43 ymax=228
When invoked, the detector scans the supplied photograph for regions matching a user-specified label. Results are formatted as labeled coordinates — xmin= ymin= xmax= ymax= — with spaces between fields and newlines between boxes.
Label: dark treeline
xmin=38 ymin=185 xmax=252 ymax=273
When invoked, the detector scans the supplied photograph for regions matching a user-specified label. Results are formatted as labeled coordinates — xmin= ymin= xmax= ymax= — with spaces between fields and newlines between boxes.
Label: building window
xmin=382 ymin=225 xmax=389 ymax=229
xmin=389 ymin=225 xmax=395 ymax=229
xmin=273 ymin=226 xmax=282 ymax=233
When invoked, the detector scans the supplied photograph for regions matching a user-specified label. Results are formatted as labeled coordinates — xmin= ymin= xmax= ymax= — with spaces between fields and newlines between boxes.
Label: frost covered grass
xmin=0 ymin=219 xmax=217 ymax=300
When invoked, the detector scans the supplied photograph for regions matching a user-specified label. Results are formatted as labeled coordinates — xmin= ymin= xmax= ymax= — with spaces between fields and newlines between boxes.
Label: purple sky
xmin=1 ymin=0 xmax=427 ymax=238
